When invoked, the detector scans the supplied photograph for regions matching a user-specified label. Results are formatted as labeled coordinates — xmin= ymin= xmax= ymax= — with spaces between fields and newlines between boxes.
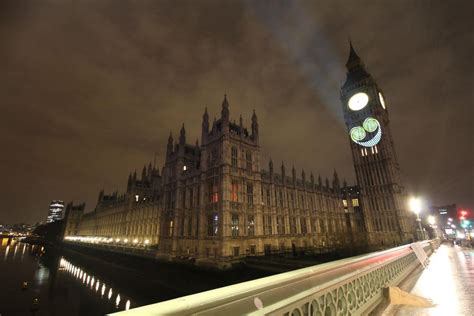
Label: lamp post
xmin=409 ymin=197 xmax=424 ymax=240
xmin=428 ymin=215 xmax=438 ymax=238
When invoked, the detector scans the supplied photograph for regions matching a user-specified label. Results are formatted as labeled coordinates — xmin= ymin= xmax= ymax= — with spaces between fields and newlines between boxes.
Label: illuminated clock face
xmin=348 ymin=92 xmax=369 ymax=111
xmin=379 ymin=92 xmax=386 ymax=109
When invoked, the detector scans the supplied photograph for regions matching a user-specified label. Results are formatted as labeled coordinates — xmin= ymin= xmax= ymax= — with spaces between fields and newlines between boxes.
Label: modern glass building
xmin=47 ymin=200 xmax=64 ymax=223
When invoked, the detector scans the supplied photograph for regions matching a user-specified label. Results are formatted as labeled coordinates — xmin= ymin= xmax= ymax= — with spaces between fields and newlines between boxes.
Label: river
xmin=0 ymin=238 xmax=273 ymax=316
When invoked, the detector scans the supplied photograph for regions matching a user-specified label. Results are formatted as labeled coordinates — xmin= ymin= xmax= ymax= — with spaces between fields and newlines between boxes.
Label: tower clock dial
xmin=348 ymin=92 xmax=369 ymax=111
xmin=379 ymin=92 xmax=386 ymax=109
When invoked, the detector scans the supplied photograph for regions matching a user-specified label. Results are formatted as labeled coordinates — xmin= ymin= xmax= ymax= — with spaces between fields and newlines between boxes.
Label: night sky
xmin=0 ymin=0 xmax=472 ymax=224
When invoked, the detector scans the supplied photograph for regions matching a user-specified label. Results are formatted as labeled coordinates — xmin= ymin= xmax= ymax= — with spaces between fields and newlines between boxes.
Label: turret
xmin=333 ymin=169 xmax=340 ymax=191
xmin=281 ymin=162 xmax=286 ymax=186
xmin=221 ymin=94 xmax=229 ymax=122
xmin=292 ymin=166 xmax=296 ymax=186
xmin=302 ymin=169 xmax=306 ymax=189
xmin=127 ymin=173 xmax=132 ymax=192
xmin=269 ymin=158 xmax=274 ymax=182
xmin=167 ymin=132 xmax=173 ymax=156
xmin=142 ymin=165 xmax=147 ymax=181
xmin=148 ymin=162 xmax=153 ymax=181
xmin=202 ymin=107 xmax=209 ymax=144
xmin=179 ymin=123 xmax=186 ymax=145
xmin=251 ymin=109 xmax=258 ymax=141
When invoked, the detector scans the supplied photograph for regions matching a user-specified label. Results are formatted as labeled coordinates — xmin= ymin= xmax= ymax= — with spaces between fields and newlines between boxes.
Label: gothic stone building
xmin=64 ymin=44 xmax=415 ymax=268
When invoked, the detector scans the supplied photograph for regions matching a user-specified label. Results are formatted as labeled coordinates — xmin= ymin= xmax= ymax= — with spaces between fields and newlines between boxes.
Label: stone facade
xmin=66 ymin=44 xmax=414 ymax=267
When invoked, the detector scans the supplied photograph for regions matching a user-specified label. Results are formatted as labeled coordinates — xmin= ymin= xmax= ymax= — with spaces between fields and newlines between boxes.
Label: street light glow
xmin=409 ymin=197 xmax=422 ymax=215
xmin=428 ymin=216 xmax=436 ymax=225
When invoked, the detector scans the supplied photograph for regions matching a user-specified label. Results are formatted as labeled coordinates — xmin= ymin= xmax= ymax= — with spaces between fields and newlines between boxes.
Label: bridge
xmin=110 ymin=240 xmax=440 ymax=315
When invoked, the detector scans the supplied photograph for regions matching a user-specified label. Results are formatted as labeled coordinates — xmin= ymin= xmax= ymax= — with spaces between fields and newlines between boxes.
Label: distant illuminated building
xmin=47 ymin=200 xmax=64 ymax=223
xmin=430 ymin=204 xmax=457 ymax=236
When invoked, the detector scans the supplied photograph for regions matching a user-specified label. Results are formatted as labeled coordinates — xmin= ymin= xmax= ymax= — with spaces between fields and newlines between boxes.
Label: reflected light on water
xmin=58 ymin=257 xmax=133 ymax=311
xmin=21 ymin=244 xmax=27 ymax=261
xmin=125 ymin=300 xmax=131 ymax=311
xmin=13 ymin=245 xmax=18 ymax=260
xmin=4 ymin=245 xmax=10 ymax=261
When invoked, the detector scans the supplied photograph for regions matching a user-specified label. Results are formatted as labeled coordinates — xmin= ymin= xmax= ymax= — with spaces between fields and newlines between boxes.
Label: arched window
xmin=246 ymin=150 xmax=252 ymax=171
xmin=231 ymin=147 xmax=238 ymax=169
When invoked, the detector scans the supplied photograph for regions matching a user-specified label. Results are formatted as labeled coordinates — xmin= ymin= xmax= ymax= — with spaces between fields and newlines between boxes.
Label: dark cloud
xmin=0 ymin=0 xmax=472 ymax=223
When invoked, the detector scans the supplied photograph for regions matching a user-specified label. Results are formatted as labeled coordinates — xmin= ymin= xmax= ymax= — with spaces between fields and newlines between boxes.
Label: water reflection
xmin=4 ymin=245 xmax=9 ymax=261
xmin=125 ymin=299 xmax=131 ymax=311
xmin=13 ymin=244 xmax=18 ymax=260
xmin=34 ymin=264 xmax=50 ymax=286
xmin=21 ymin=243 xmax=27 ymax=260
xmin=59 ymin=257 xmax=132 ymax=311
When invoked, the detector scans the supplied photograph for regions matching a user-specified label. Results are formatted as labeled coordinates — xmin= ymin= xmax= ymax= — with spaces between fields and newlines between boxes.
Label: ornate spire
xmin=167 ymin=132 xmax=173 ymax=156
xmin=142 ymin=165 xmax=147 ymax=181
xmin=333 ymin=169 xmax=340 ymax=185
xmin=251 ymin=109 xmax=258 ymax=139
xmin=346 ymin=40 xmax=363 ymax=70
xmin=221 ymin=94 xmax=229 ymax=120
xmin=179 ymin=123 xmax=186 ymax=145
xmin=127 ymin=173 xmax=132 ymax=191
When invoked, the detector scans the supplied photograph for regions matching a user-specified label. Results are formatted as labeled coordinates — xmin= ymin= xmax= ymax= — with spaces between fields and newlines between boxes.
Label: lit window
xmin=135 ymin=195 xmax=139 ymax=202
xmin=207 ymin=213 xmax=218 ymax=236
xmin=231 ymin=181 xmax=238 ymax=202
xmin=183 ymin=165 xmax=187 ymax=171
xmin=247 ymin=215 xmax=255 ymax=236
xmin=352 ymin=198 xmax=359 ymax=207
xmin=208 ymin=180 xmax=219 ymax=203
xmin=342 ymin=199 xmax=348 ymax=207
xmin=231 ymin=214 xmax=239 ymax=238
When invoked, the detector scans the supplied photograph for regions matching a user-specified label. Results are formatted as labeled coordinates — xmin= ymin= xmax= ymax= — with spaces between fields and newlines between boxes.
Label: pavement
xmin=389 ymin=243 xmax=474 ymax=316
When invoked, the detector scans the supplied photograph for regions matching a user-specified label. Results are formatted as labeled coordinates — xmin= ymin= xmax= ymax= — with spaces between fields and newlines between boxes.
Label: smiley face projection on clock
xmin=347 ymin=92 xmax=383 ymax=147
xmin=350 ymin=117 xmax=382 ymax=147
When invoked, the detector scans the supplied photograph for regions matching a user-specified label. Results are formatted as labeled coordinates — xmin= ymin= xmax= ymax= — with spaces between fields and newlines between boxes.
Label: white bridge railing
xmin=111 ymin=240 xmax=439 ymax=316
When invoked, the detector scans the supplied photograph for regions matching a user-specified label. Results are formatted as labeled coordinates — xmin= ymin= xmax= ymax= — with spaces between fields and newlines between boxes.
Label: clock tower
xmin=340 ymin=42 xmax=415 ymax=247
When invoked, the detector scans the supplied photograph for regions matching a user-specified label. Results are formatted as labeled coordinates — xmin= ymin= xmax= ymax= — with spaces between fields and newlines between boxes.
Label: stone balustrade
xmin=111 ymin=240 xmax=439 ymax=316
